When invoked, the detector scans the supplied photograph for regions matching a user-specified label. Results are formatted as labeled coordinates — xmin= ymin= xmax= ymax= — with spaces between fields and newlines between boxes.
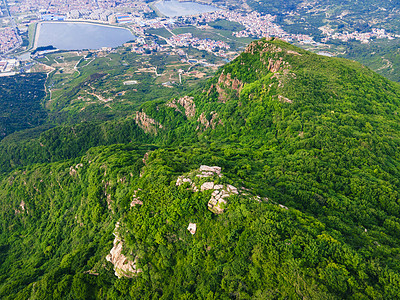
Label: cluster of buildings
xmin=130 ymin=40 xmax=163 ymax=54
xmin=178 ymin=10 xmax=314 ymax=43
xmin=167 ymin=33 xmax=230 ymax=56
xmin=128 ymin=33 xmax=230 ymax=58
xmin=0 ymin=59 xmax=18 ymax=75
xmin=321 ymin=28 xmax=397 ymax=44
xmin=0 ymin=27 xmax=20 ymax=54
xmin=9 ymin=0 xmax=151 ymax=22
xmin=2 ymin=0 xmax=399 ymax=59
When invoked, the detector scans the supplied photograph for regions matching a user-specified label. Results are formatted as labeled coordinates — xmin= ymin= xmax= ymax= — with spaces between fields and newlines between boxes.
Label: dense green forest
xmin=341 ymin=39 xmax=400 ymax=82
xmin=2 ymin=38 xmax=400 ymax=298
xmin=0 ymin=73 xmax=47 ymax=139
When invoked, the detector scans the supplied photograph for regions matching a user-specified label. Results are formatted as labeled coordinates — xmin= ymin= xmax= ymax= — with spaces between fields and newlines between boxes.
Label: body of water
xmin=155 ymin=0 xmax=221 ymax=17
xmin=35 ymin=22 xmax=135 ymax=50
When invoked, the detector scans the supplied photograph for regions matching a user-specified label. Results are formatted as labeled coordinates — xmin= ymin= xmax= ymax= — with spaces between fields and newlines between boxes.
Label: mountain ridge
xmin=1 ymin=38 xmax=400 ymax=299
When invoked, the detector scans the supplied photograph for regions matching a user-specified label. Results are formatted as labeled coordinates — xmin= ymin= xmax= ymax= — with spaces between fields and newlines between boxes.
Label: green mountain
xmin=2 ymin=38 xmax=400 ymax=299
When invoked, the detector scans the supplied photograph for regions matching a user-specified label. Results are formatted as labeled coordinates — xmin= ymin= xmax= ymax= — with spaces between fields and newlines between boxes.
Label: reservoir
xmin=154 ymin=0 xmax=221 ymax=17
xmin=35 ymin=22 xmax=135 ymax=50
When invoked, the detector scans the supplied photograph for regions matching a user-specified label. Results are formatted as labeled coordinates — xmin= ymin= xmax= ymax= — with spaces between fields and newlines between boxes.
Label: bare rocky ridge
xmin=176 ymin=165 xmax=239 ymax=214
xmin=69 ymin=163 xmax=83 ymax=177
xmin=176 ymin=165 xmax=287 ymax=214
xmin=15 ymin=200 xmax=27 ymax=215
xmin=106 ymin=223 xmax=140 ymax=278
xmin=130 ymin=189 xmax=143 ymax=207
xmin=166 ymin=96 xmax=196 ymax=118
xmin=135 ymin=111 xmax=163 ymax=134
xmin=216 ymin=71 xmax=243 ymax=102
xmin=277 ymin=95 xmax=293 ymax=103
xmin=107 ymin=163 xmax=289 ymax=278
xmin=196 ymin=112 xmax=222 ymax=131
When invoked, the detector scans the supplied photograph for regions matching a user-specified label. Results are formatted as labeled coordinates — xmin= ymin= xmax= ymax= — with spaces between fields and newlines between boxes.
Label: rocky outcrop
xmin=135 ymin=111 xmax=163 ymax=135
xmin=207 ymin=184 xmax=239 ymax=214
xmin=69 ymin=163 xmax=83 ymax=177
xmin=176 ymin=165 xmax=238 ymax=214
xmin=245 ymin=38 xmax=279 ymax=55
xmin=198 ymin=165 xmax=222 ymax=177
xmin=176 ymin=176 xmax=199 ymax=191
xmin=166 ymin=96 xmax=196 ymax=118
xmin=196 ymin=112 xmax=222 ymax=131
xmin=246 ymin=38 xmax=301 ymax=57
xmin=187 ymin=223 xmax=196 ymax=234
xmin=175 ymin=165 xmax=287 ymax=214
xmin=287 ymin=50 xmax=301 ymax=56
xmin=218 ymin=72 xmax=243 ymax=92
xmin=216 ymin=72 xmax=243 ymax=102
xmin=130 ymin=189 xmax=143 ymax=207
xmin=142 ymin=152 xmax=150 ymax=165
xmin=244 ymin=39 xmax=298 ymax=78
xmin=106 ymin=223 xmax=140 ymax=278
xmin=15 ymin=200 xmax=27 ymax=215
xmin=268 ymin=57 xmax=283 ymax=73
xmin=278 ymin=95 xmax=293 ymax=104
xmin=20 ymin=200 xmax=26 ymax=211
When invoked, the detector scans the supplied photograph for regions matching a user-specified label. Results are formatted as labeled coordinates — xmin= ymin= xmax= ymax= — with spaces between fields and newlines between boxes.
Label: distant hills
xmin=1 ymin=38 xmax=400 ymax=298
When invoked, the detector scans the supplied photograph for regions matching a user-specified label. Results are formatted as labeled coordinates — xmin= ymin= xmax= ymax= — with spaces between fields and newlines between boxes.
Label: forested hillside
xmin=2 ymin=38 xmax=400 ymax=299
xmin=0 ymin=73 xmax=47 ymax=139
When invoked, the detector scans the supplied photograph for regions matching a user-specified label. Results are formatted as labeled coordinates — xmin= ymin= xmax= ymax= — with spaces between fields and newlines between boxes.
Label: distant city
xmin=0 ymin=0 xmax=398 ymax=75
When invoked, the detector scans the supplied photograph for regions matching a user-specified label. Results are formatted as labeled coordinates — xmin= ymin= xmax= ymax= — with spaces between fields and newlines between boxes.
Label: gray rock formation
xmin=135 ymin=111 xmax=163 ymax=134
xmin=106 ymin=223 xmax=140 ymax=278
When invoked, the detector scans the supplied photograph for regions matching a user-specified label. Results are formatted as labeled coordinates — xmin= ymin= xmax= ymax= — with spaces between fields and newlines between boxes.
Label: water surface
xmin=155 ymin=0 xmax=220 ymax=17
xmin=36 ymin=22 xmax=135 ymax=50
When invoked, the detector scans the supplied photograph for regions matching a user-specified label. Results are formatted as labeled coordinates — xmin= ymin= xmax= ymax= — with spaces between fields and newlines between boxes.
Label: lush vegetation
xmin=341 ymin=39 xmax=400 ymax=82
xmin=248 ymin=0 xmax=400 ymax=34
xmin=0 ymin=73 xmax=47 ymax=139
xmin=245 ymin=0 xmax=400 ymax=78
xmin=2 ymin=38 xmax=400 ymax=298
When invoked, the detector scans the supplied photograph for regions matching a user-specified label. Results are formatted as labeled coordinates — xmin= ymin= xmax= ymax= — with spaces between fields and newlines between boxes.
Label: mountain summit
xmin=1 ymin=38 xmax=400 ymax=299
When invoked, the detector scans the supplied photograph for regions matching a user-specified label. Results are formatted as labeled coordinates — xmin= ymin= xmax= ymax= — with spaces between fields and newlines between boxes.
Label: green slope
xmin=2 ymin=38 xmax=400 ymax=299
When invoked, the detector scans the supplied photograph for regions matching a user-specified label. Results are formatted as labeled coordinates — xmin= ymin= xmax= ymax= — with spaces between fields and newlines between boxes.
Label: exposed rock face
xmin=166 ymin=96 xmax=196 ymax=118
xmin=175 ymin=165 xmax=287 ymax=214
xmin=15 ymin=200 xmax=27 ymax=215
xmin=135 ymin=111 xmax=163 ymax=134
xmin=216 ymin=72 xmax=243 ymax=102
xmin=246 ymin=39 xmax=301 ymax=58
xmin=286 ymin=50 xmax=301 ymax=56
xmin=244 ymin=39 xmax=298 ymax=78
xmin=208 ymin=183 xmax=239 ymax=214
xmin=176 ymin=165 xmax=238 ymax=214
xmin=199 ymin=165 xmax=221 ymax=176
xmin=106 ymin=223 xmax=140 ymax=278
xmin=201 ymin=182 xmax=215 ymax=191
xmin=20 ymin=200 xmax=26 ymax=211
xmin=279 ymin=204 xmax=289 ymax=210
xmin=176 ymin=176 xmax=198 ymax=191
xmin=268 ymin=57 xmax=283 ymax=73
xmin=142 ymin=152 xmax=150 ymax=165
xmin=278 ymin=95 xmax=293 ymax=103
xmin=69 ymin=163 xmax=83 ymax=177
xmin=130 ymin=189 xmax=143 ymax=207
xmin=187 ymin=223 xmax=196 ymax=234
xmin=245 ymin=38 xmax=279 ymax=55
xmin=197 ymin=112 xmax=208 ymax=129
xmin=196 ymin=112 xmax=221 ymax=131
